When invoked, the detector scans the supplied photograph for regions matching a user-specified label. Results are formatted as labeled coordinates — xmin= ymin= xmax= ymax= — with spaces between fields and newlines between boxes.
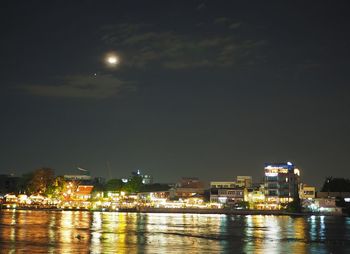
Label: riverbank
xmin=2 ymin=204 xmax=346 ymax=216
xmin=137 ymin=207 xmax=305 ymax=216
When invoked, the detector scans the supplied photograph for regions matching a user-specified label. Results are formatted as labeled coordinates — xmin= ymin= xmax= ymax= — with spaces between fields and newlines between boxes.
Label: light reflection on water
xmin=0 ymin=210 xmax=349 ymax=253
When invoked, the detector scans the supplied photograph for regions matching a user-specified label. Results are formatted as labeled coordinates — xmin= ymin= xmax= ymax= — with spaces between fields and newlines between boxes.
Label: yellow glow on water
xmin=60 ymin=211 xmax=73 ymax=244
xmin=0 ymin=210 xmax=347 ymax=253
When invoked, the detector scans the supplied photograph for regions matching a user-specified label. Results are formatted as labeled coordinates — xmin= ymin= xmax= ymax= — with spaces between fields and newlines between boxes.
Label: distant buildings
xmin=64 ymin=174 xmax=92 ymax=182
xmin=74 ymin=185 xmax=94 ymax=201
xmin=125 ymin=170 xmax=153 ymax=185
xmin=299 ymin=184 xmax=316 ymax=200
xmin=169 ymin=177 xmax=205 ymax=199
xmin=210 ymin=185 xmax=246 ymax=206
xmin=264 ymin=162 xmax=300 ymax=208
xmin=236 ymin=176 xmax=252 ymax=188
xmin=0 ymin=174 xmax=21 ymax=194
xmin=210 ymin=181 xmax=236 ymax=188
xmin=209 ymin=178 xmax=251 ymax=207
xmin=141 ymin=174 xmax=153 ymax=185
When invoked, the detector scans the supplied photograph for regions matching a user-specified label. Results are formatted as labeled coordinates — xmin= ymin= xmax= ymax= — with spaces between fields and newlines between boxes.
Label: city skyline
xmin=1 ymin=1 xmax=349 ymax=187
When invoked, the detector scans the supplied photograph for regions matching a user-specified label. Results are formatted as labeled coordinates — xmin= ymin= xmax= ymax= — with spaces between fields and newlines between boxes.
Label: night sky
xmin=1 ymin=1 xmax=349 ymax=187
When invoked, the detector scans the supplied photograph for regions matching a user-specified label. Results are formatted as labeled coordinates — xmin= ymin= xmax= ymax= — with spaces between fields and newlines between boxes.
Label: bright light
xmin=105 ymin=53 xmax=120 ymax=67
xmin=107 ymin=56 xmax=118 ymax=64
xmin=294 ymin=168 xmax=300 ymax=176
xmin=265 ymin=172 xmax=278 ymax=177
xmin=218 ymin=197 xmax=227 ymax=203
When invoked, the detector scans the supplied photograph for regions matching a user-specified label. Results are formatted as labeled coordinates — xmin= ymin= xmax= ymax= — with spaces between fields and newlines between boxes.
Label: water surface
xmin=0 ymin=210 xmax=349 ymax=253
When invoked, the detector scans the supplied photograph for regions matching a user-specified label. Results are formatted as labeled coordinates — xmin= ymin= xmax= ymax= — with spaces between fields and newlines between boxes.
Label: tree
xmin=139 ymin=183 xmax=170 ymax=192
xmin=46 ymin=176 xmax=67 ymax=198
xmin=123 ymin=176 xmax=143 ymax=193
xmin=18 ymin=172 xmax=34 ymax=194
xmin=27 ymin=168 xmax=55 ymax=195
xmin=106 ymin=179 xmax=124 ymax=191
xmin=286 ymin=195 xmax=302 ymax=213
xmin=321 ymin=177 xmax=350 ymax=192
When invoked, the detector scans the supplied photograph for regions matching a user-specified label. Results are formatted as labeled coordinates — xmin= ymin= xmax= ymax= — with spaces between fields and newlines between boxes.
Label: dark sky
xmin=1 ymin=1 xmax=349 ymax=187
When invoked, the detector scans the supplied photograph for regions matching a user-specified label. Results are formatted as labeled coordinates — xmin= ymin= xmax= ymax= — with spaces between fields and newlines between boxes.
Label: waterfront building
xmin=64 ymin=174 xmax=92 ymax=183
xmin=236 ymin=176 xmax=252 ymax=188
xmin=137 ymin=191 xmax=170 ymax=201
xmin=299 ymin=184 xmax=316 ymax=199
xmin=246 ymin=189 xmax=265 ymax=209
xmin=169 ymin=177 xmax=205 ymax=199
xmin=313 ymin=198 xmax=343 ymax=215
xmin=264 ymin=162 xmax=300 ymax=209
xmin=210 ymin=180 xmax=247 ymax=206
xmin=210 ymin=181 xmax=236 ymax=188
xmin=176 ymin=177 xmax=204 ymax=188
xmin=210 ymin=187 xmax=247 ymax=206
xmin=316 ymin=192 xmax=350 ymax=199
xmin=74 ymin=185 xmax=94 ymax=200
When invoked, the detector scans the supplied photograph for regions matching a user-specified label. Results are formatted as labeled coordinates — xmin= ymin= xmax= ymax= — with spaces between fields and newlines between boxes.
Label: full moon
xmin=105 ymin=53 xmax=120 ymax=67
xmin=107 ymin=56 xmax=118 ymax=64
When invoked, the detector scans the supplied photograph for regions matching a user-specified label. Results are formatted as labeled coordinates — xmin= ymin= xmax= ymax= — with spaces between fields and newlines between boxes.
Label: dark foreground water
xmin=0 ymin=210 xmax=349 ymax=253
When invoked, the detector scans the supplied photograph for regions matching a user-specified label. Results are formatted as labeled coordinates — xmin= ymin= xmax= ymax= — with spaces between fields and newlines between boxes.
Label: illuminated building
xmin=74 ymin=185 xmax=94 ymax=200
xmin=236 ymin=176 xmax=252 ymax=188
xmin=210 ymin=180 xmax=247 ymax=206
xmin=210 ymin=187 xmax=246 ymax=205
xmin=169 ymin=177 xmax=205 ymax=199
xmin=247 ymin=189 xmax=265 ymax=209
xmin=176 ymin=177 xmax=204 ymax=188
xmin=210 ymin=181 xmax=236 ymax=188
xmin=299 ymin=184 xmax=316 ymax=199
xmin=64 ymin=174 xmax=92 ymax=182
xmin=264 ymin=162 xmax=300 ymax=208
xmin=127 ymin=170 xmax=153 ymax=185
xmin=313 ymin=198 xmax=343 ymax=215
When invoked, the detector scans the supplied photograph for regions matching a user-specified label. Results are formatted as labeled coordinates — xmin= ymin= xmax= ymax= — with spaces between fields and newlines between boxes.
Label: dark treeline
xmin=0 ymin=168 xmax=170 ymax=196
xmin=321 ymin=177 xmax=350 ymax=192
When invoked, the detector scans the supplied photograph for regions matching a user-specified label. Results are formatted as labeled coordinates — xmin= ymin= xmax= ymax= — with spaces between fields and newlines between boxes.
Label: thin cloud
xmin=214 ymin=17 xmax=242 ymax=30
xmin=22 ymin=74 xmax=129 ymax=99
xmin=196 ymin=2 xmax=206 ymax=11
xmin=229 ymin=22 xmax=242 ymax=29
xmin=214 ymin=17 xmax=230 ymax=24
xmin=101 ymin=23 xmax=263 ymax=69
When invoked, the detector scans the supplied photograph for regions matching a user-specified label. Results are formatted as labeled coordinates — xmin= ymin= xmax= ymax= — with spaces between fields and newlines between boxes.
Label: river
xmin=0 ymin=209 xmax=349 ymax=253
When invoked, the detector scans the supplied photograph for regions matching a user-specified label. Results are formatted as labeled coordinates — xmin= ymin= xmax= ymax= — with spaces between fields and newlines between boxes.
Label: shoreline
xmin=1 ymin=205 xmax=346 ymax=216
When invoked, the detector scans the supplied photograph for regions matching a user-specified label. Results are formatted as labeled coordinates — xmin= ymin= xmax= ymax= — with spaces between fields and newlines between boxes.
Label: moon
xmin=105 ymin=53 xmax=120 ymax=67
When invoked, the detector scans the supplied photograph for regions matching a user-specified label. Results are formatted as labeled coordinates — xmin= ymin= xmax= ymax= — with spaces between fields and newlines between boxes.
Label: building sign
xmin=264 ymin=167 xmax=289 ymax=174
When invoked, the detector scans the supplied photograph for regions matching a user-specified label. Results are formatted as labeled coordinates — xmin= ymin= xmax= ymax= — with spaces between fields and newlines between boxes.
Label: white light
xmin=218 ymin=197 xmax=227 ymax=203
xmin=265 ymin=172 xmax=278 ymax=177
xmin=294 ymin=168 xmax=300 ymax=176
xmin=107 ymin=56 xmax=118 ymax=64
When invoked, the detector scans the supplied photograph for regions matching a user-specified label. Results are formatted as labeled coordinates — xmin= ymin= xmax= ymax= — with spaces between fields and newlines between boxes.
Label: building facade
xmin=299 ymin=184 xmax=316 ymax=199
xmin=210 ymin=181 xmax=236 ymax=188
xmin=264 ymin=162 xmax=300 ymax=208
xmin=236 ymin=176 xmax=252 ymax=188
xmin=169 ymin=177 xmax=205 ymax=200
xmin=210 ymin=181 xmax=247 ymax=206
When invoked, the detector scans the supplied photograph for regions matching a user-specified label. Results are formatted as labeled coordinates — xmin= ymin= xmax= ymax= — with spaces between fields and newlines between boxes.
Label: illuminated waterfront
xmin=0 ymin=210 xmax=349 ymax=253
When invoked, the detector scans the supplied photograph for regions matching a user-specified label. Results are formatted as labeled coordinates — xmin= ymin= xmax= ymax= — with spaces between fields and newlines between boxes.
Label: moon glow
xmin=105 ymin=53 xmax=119 ymax=67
